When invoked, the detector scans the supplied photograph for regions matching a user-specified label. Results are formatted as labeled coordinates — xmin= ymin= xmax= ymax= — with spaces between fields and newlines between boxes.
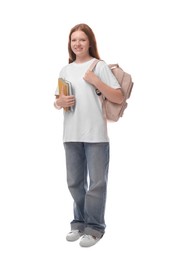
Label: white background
xmin=0 ymin=0 xmax=173 ymax=259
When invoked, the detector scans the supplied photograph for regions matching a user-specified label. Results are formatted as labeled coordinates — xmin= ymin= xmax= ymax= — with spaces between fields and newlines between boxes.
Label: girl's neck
xmin=75 ymin=55 xmax=93 ymax=64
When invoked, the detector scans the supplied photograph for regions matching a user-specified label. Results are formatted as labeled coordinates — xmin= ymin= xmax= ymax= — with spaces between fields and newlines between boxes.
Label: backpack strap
xmin=88 ymin=59 xmax=102 ymax=97
xmin=88 ymin=59 xmax=107 ymax=120
xmin=88 ymin=58 xmax=100 ymax=71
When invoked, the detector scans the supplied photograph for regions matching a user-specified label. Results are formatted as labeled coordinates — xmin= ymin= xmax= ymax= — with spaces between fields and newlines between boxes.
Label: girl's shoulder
xmin=59 ymin=63 xmax=72 ymax=77
xmin=94 ymin=59 xmax=111 ymax=73
xmin=59 ymin=63 xmax=70 ymax=72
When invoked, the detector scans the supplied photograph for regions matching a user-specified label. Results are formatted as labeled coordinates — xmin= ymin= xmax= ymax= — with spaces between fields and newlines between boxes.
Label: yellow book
xmin=58 ymin=78 xmax=73 ymax=112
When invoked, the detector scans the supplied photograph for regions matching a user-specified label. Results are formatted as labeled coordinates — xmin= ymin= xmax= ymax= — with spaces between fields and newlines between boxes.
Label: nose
xmin=76 ymin=40 xmax=80 ymax=45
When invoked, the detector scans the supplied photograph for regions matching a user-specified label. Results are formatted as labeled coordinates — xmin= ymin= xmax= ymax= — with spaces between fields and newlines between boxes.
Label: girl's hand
xmin=83 ymin=70 xmax=99 ymax=87
xmin=55 ymin=94 xmax=75 ymax=109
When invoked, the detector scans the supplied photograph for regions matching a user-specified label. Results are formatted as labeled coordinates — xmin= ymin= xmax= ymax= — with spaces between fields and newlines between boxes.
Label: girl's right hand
xmin=55 ymin=94 xmax=75 ymax=109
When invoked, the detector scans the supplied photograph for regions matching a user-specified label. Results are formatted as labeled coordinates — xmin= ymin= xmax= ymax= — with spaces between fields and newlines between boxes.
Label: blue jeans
xmin=63 ymin=142 xmax=110 ymax=238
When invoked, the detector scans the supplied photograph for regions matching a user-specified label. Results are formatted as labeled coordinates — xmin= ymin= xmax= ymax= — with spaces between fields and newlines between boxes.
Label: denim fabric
xmin=63 ymin=142 xmax=109 ymax=238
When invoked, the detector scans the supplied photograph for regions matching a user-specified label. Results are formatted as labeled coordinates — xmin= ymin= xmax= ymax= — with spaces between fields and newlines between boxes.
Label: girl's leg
xmin=64 ymin=142 xmax=87 ymax=232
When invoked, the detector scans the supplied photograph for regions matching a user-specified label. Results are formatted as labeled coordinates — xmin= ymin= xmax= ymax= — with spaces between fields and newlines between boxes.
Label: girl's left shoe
xmin=79 ymin=234 xmax=100 ymax=247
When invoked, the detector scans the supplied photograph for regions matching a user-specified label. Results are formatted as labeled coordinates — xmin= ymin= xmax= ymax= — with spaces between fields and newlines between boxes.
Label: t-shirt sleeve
xmin=96 ymin=61 xmax=121 ymax=89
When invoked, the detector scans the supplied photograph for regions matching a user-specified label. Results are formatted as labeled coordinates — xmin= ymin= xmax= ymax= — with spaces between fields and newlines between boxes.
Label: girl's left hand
xmin=83 ymin=70 xmax=99 ymax=87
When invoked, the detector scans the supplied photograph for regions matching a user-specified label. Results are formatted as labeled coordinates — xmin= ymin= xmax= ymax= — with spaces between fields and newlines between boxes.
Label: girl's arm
xmin=83 ymin=70 xmax=124 ymax=104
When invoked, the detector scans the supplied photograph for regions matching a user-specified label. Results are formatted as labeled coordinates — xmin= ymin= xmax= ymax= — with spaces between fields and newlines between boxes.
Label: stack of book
xmin=58 ymin=78 xmax=73 ymax=112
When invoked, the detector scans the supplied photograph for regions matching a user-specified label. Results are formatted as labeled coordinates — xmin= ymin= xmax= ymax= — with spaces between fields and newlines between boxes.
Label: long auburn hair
xmin=68 ymin=23 xmax=101 ymax=63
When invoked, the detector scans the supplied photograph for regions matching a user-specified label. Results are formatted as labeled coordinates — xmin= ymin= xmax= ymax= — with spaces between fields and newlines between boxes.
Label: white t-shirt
xmin=55 ymin=58 xmax=120 ymax=142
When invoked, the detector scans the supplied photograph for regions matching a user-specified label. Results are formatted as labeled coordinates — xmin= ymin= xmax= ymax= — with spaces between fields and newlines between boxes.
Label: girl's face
xmin=71 ymin=30 xmax=90 ymax=58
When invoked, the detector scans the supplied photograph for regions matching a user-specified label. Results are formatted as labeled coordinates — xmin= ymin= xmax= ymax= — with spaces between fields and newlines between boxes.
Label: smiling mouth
xmin=74 ymin=48 xmax=82 ymax=51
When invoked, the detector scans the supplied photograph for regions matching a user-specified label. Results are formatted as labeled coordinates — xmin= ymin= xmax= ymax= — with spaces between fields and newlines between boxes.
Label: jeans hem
xmin=84 ymin=227 xmax=104 ymax=238
xmin=71 ymin=222 xmax=85 ymax=232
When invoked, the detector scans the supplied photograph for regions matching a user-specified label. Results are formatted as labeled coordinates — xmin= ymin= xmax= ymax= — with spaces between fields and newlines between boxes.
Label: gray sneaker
xmin=79 ymin=234 xmax=100 ymax=247
xmin=66 ymin=230 xmax=84 ymax=242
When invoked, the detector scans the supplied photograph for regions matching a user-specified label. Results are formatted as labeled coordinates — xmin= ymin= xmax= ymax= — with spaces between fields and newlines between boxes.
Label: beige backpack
xmin=89 ymin=59 xmax=133 ymax=122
